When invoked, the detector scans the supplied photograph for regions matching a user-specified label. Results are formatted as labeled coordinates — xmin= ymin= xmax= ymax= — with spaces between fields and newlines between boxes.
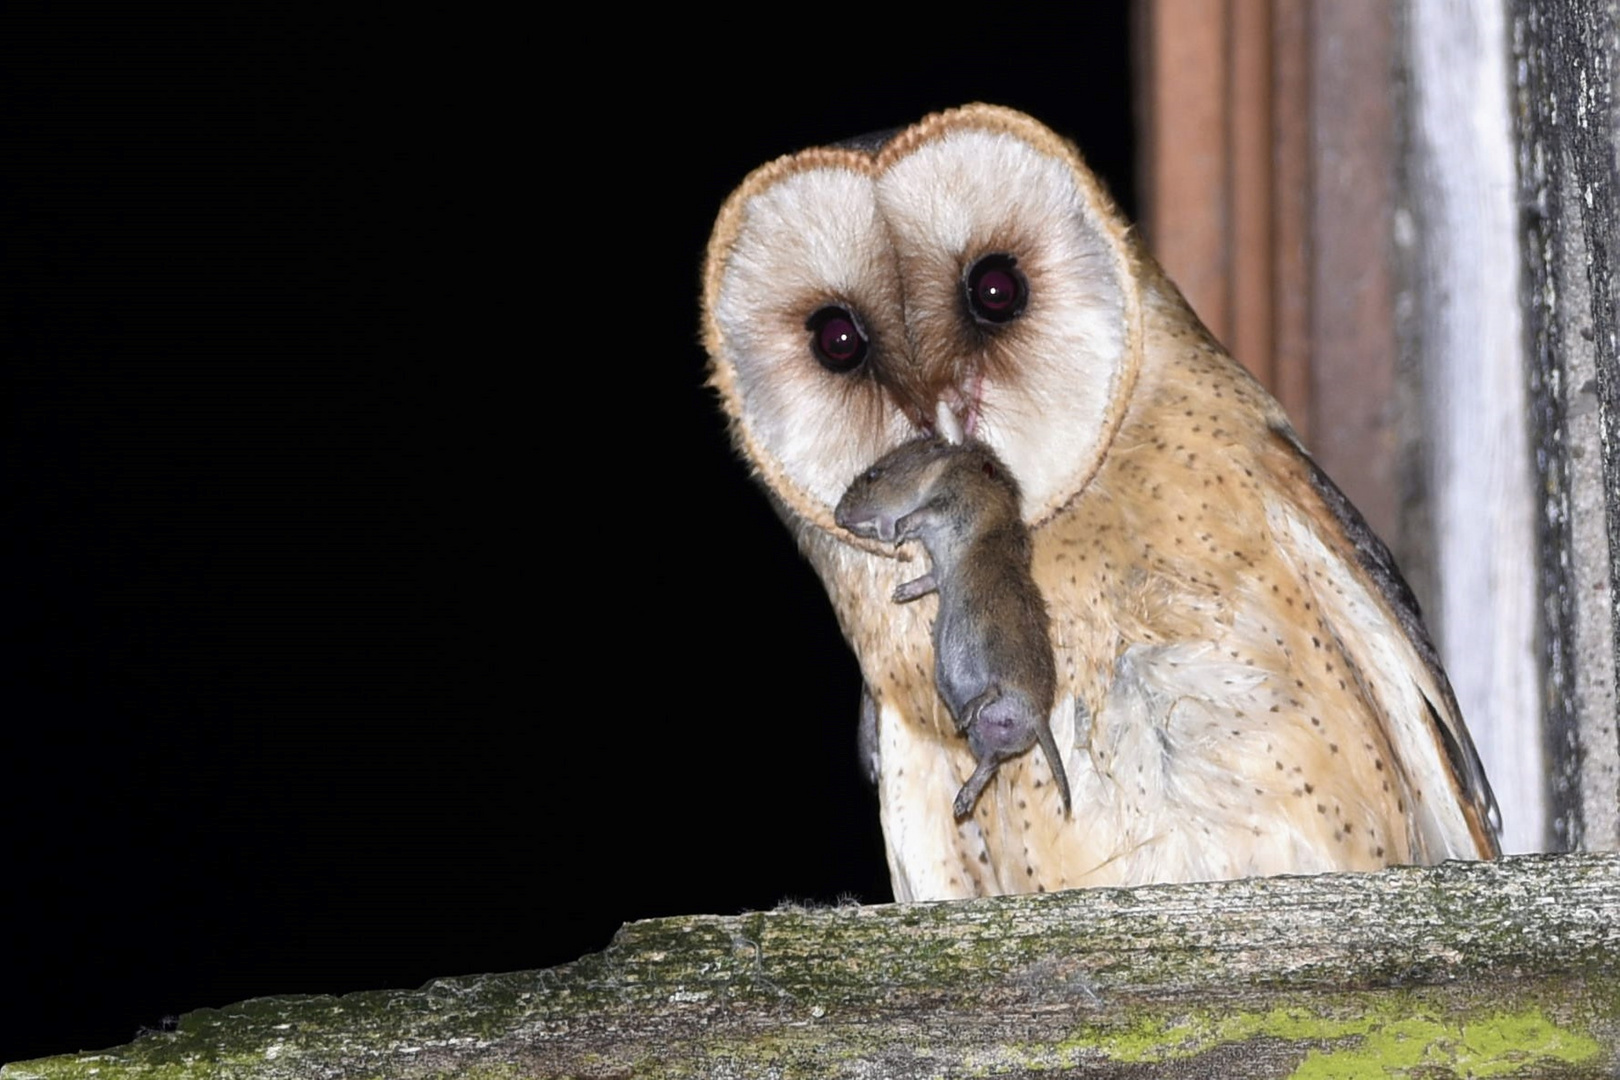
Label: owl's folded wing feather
xmin=1265 ymin=424 xmax=1502 ymax=860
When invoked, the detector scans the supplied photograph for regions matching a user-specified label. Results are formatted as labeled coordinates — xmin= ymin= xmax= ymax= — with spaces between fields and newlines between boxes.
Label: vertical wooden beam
xmin=1513 ymin=0 xmax=1620 ymax=853
xmin=1229 ymin=0 xmax=1275 ymax=388
xmin=1270 ymin=0 xmax=1313 ymax=440
xmin=1308 ymin=2 xmax=1399 ymax=540
xmin=1138 ymin=0 xmax=1233 ymax=348
xmin=1138 ymin=1 xmax=1306 ymax=435
xmin=1408 ymin=0 xmax=1542 ymax=853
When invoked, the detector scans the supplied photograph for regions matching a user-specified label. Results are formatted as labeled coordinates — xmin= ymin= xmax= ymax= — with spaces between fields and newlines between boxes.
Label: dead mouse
xmin=835 ymin=437 xmax=1071 ymax=820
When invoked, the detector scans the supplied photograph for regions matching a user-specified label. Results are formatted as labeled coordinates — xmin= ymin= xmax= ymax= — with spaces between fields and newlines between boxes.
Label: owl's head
xmin=703 ymin=104 xmax=1143 ymax=540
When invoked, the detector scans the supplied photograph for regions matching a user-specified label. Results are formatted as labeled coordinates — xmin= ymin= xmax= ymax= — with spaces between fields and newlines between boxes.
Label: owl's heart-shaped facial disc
xmin=704 ymin=104 xmax=1142 ymax=537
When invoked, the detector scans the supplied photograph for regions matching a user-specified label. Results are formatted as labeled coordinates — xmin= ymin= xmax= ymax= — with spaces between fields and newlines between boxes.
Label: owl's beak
xmin=928 ymin=375 xmax=983 ymax=444
xmin=892 ymin=369 xmax=981 ymax=444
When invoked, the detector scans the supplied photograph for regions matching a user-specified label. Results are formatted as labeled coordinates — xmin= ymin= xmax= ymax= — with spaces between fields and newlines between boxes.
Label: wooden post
xmin=1404 ymin=0 xmax=1544 ymax=853
xmin=1513 ymin=0 xmax=1620 ymax=853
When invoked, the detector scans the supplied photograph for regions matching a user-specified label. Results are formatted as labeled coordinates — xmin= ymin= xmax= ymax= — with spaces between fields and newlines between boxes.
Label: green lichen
xmin=1291 ymin=1011 xmax=1601 ymax=1080
xmin=1055 ymin=999 xmax=1602 ymax=1077
xmin=1057 ymin=1004 xmax=1374 ymax=1063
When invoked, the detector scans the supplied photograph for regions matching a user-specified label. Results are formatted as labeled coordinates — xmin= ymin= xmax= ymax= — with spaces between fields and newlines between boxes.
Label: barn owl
xmin=702 ymin=103 xmax=1500 ymax=901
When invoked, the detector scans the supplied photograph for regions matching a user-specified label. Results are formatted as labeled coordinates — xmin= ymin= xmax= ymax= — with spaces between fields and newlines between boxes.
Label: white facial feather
xmin=707 ymin=109 xmax=1139 ymax=534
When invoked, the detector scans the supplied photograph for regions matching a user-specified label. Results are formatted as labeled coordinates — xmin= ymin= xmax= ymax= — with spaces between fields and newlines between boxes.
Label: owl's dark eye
xmin=806 ymin=305 xmax=870 ymax=373
xmin=964 ymin=254 xmax=1028 ymax=324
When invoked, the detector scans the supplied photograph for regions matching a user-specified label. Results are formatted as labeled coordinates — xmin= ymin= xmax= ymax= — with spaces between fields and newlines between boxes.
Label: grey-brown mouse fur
xmin=834 ymin=437 xmax=1071 ymax=820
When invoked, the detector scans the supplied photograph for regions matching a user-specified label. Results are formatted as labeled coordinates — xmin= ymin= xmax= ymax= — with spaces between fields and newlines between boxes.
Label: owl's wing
xmin=1266 ymin=424 xmax=1502 ymax=859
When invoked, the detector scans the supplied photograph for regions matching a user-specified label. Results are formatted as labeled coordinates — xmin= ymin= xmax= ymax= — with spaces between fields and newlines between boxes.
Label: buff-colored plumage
xmin=704 ymin=104 xmax=1499 ymax=901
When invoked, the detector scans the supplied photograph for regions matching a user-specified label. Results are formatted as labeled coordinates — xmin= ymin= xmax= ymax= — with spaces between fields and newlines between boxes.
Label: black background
xmin=2 ymin=9 xmax=1134 ymax=1064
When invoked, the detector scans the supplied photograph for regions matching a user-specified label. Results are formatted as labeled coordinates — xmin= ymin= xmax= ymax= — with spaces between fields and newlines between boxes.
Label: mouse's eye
xmin=964 ymin=253 xmax=1028 ymax=325
xmin=806 ymin=305 xmax=870 ymax=372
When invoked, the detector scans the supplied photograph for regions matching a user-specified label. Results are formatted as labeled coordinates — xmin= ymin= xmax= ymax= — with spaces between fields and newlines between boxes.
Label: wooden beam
xmin=7 ymin=855 xmax=1617 ymax=1077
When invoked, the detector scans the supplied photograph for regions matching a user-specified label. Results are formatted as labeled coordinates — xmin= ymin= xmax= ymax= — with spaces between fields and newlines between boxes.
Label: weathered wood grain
xmin=1513 ymin=0 xmax=1620 ymax=855
xmin=5 ymin=854 xmax=1617 ymax=1078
